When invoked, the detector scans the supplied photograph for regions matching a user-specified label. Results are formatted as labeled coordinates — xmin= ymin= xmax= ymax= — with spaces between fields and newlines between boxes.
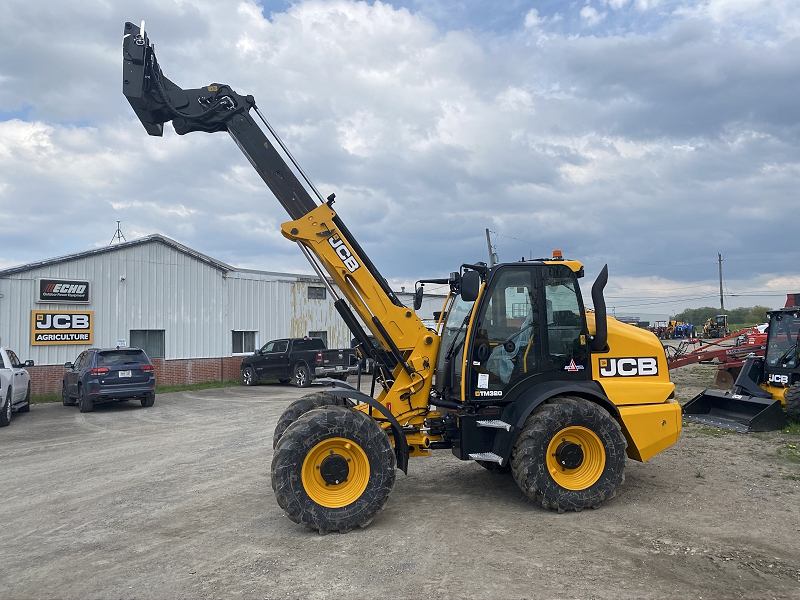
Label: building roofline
xmin=0 ymin=234 xmax=235 ymax=277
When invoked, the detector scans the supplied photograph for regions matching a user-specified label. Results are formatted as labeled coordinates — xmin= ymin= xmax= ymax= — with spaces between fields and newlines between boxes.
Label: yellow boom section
xmin=281 ymin=204 xmax=439 ymax=449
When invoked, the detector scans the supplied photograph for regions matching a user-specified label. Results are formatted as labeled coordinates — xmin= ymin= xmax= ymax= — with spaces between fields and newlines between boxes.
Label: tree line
xmin=672 ymin=306 xmax=772 ymax=327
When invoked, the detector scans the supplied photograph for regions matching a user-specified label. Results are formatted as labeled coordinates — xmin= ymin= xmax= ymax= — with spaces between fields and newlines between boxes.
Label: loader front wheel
xmin=271 ymin=405 xmax=396 ymax=534
xmin=511 ymin=396 xmax=626 ymax=512
xmin=273 ymin=392 xmax=354 ymax=448
xmin=785 ymin=383 xmax=800 ymax=421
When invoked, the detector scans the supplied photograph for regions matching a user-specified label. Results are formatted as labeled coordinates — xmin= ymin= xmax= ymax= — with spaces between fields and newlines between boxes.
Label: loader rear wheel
xmin=511 ymin=396 xmax=626 ymax=512
xmin=271 ymin=405 xmax=396 ymax=534
xmin=785 ymin=383 xmax=800 ymax=421
xmin=273 ymin=392 xmax=354 ymax=448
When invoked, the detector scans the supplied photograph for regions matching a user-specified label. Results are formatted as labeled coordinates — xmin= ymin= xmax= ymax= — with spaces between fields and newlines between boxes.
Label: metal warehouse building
xmin=0 ymin=235 xmax=362 ymax=395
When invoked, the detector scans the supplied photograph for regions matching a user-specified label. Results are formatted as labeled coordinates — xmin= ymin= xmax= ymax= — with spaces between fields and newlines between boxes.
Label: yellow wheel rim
xmin=301 ymin=437 xmax=370 ymax=508
xmin=546 ymin=426 xmax=605 ymax=490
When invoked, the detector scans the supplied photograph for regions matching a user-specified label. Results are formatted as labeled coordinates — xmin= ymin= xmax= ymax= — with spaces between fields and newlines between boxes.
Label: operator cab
xmin=765 ymin=309 xmax=800 ymax=373
xmin=435 ymin=259 xmax=588 ymax=404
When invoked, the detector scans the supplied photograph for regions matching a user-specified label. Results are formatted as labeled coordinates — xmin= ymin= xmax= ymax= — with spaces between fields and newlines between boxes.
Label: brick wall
xmin=28 ymin=356 xmax=244 ymax=396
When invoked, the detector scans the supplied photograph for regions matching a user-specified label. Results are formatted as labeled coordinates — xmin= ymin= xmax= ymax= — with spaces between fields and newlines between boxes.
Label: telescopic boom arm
xmin=122 ymin=21 xmax=442 ymax=470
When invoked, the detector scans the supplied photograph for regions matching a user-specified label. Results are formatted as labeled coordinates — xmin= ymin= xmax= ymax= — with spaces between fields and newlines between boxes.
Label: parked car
xmin=240 ymin=337 xmax=358 ymax=388
xmin=0 ymin=347 xmax=34 ymax=427
xmin=62 ymin=347 xmax=156 ymax=412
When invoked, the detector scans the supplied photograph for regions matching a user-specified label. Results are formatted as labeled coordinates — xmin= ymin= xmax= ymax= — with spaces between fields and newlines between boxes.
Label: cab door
xmin=466 ymin=264 xmax=589 ymax=402
xmin=467 ymin=266 xmax=542 ymax=400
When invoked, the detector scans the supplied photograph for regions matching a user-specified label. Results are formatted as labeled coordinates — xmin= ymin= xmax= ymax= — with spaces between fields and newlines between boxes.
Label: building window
xmin=232 ymin=330 xmax=257 ymax=354
xmin=308 ymin=330 xmax=328 ymax=347
xmin=308 ymin=286 xmax=327 ymax=300
xmin=130 ymin=330 xmax=165 ymax=359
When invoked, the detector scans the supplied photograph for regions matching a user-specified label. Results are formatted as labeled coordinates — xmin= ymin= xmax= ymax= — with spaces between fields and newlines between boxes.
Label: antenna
xmin=110 ymin=221 xmax=127 ymax=245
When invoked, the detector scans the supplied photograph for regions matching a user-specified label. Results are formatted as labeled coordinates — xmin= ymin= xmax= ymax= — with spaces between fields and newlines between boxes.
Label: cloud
xmin=580 ymin=5 xmax=607 ymax=27
xmin=0 ymin=0 xmax=799 ymax=314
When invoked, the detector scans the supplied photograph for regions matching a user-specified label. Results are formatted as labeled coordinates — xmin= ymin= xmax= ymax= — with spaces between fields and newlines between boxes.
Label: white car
xmin=0 ymin=347 xmax=34 ymax=427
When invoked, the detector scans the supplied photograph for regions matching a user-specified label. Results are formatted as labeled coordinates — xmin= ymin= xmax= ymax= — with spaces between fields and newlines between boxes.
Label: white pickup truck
xmin=0 ymin=347 xmax=34 ymax=427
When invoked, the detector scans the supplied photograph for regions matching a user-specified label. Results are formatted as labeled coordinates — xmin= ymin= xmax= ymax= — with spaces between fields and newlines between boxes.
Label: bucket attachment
xmin=682 ymin=390 xmax=786 ymax=433
xmin=682 ymin=355 xmax=787 ymax=433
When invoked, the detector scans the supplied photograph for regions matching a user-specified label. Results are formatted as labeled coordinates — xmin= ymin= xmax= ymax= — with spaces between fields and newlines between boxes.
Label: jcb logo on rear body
xmin=328 ymin=234 xmax=360 ymax=273
xmin=768 ymin=374 xmax=789 ymax=384
xmin=598 ymin=357 xmax=659 ymax=377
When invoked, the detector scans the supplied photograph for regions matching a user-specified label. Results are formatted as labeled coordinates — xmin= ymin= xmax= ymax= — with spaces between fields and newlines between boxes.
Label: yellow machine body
xmin=586 ymin=308 xmax=681 ymax=461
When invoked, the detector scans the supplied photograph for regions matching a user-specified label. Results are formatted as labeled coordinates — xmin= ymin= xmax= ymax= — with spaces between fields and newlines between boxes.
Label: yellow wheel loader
xmin=122 ymin=21 xmax=682 ymax=533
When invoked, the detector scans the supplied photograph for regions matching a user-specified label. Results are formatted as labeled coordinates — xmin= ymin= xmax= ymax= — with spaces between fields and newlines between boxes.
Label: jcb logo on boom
xmin=768 ymin=374 xmax=789 ymax=385
xmin=328 ymin=234 xmax=360 ymax=273
xmin=598 ymin=357 xmax=659 ymax=377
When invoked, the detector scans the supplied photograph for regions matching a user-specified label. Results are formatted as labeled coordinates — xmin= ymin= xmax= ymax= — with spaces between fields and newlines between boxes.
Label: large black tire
xmin=19 ymin=384 xmax=30 ymax=413
xmin=785 ymin=383 xmax=800 ymax=421
xmin=62 ymin=383 xmax=76 ymax=406
xmin=511 ymin=396 xmax=627 ymax=513
xmin=78 ymin=386 xmax=94 ymax=413
xmin=273 ymin=392 xmax=353 ymax=448
xmin=272 ymin=405 xmax=396 ymax=534
xmin=293 ymin=363 xmax=311 ymax=388
xmin=242 ymin=367 xmax=257 ymax=386
xmin=0 ymin=389 xmax=10 ymax=427
xmin=140 ymin=393 xmax=155 ymax=407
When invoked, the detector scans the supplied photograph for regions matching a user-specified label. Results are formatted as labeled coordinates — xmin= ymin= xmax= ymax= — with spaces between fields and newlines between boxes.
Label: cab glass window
xmin=476 ymin=269 xmax=538 ymax=388
xmin=766 ymin=312 xmax=800 ymax=367
xmin=544 ymin=267 xmax=586 ymax=370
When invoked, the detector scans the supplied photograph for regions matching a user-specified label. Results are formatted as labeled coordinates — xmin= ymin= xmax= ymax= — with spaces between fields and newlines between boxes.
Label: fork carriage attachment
xmin=682 ymin=356 xmax=787 ymax=433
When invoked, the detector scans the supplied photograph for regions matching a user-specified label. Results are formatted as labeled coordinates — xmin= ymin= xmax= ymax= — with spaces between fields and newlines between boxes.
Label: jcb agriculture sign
xmin=31 ymin=310 xmax=93 ymax=345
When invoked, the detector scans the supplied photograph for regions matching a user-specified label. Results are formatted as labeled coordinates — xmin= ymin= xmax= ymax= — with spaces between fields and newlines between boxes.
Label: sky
xmin=1 ymin=0 xmax=799 ymax=317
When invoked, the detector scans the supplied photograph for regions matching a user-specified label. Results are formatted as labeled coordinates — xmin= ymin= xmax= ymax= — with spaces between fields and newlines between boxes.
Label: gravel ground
xmin=1 ymin=370 xmax=799 ymax=600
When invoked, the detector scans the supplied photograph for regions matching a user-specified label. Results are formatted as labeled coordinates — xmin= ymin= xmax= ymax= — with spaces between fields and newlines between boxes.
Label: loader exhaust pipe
xmin=591 ymin=264 xmax=609 ymax=352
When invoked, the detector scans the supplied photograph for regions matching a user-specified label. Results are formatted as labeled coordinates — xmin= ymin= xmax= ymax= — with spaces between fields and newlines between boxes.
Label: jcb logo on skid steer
xmin=328 ymin=234 xmax=360 ymax=273
xmin=768 ymin=374 xmax=789 ymax=384
xmin=598 ymin=357 xmax=658 ymax=377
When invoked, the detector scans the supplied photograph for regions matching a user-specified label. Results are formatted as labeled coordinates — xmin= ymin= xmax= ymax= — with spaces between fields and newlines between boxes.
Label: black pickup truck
xmin=240 ymin=337 xmax=358 ymax=388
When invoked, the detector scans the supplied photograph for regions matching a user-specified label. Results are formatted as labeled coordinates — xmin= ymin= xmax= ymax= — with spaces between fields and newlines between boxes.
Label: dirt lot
xmin=2 ymin=369 xmax=799 ymax=600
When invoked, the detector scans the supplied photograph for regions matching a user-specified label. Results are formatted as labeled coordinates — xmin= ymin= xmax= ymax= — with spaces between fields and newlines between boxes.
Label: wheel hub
xmin=554 ymin=439 xmax=584 ymax=470
xmin=319 ymin=451 xmax=350 ymax=485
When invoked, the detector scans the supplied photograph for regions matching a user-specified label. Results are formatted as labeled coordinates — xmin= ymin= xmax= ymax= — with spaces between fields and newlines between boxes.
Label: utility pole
xmin=485 ymin=229 xmax=498 ymax=267
xmin=718 ymin=252 xmax=725 ymax=311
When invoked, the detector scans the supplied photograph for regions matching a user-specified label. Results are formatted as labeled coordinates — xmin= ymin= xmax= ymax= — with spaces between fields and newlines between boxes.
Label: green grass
xmin=155 ymin=380 xmax=242 ymax=394
xmin=781 ymin=419 xmax=800 ymax=436
xmin=30 ymin=379 xmax=244 ymax=404
xmin=31 ymin=393 xmax=61 ymax=404
xmin=694 ymin=424 xmax=735 ymax=438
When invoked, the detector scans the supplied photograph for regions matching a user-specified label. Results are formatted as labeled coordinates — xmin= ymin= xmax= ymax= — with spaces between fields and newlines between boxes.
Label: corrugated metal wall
xmin=0 ymin=240 xmax=354 ymax=365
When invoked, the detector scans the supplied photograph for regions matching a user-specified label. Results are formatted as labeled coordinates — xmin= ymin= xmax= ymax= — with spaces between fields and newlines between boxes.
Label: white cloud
xmin=0 ymin=0 xmax=798 ymax=313
xmin=580 ymin=5 xmax=607 ymax=26
xmin=524 ymin=8 xmax=544 ymax=28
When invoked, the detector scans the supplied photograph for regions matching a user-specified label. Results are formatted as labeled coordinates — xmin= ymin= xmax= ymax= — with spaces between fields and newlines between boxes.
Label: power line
xmin=490 ymin=231 xmax=715 ymax=267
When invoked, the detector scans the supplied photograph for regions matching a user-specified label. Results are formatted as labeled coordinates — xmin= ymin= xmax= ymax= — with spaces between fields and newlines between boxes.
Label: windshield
xmin=766 ymin=312 xmax=800 ymax=368
xmin=435 ymin=293 xmax=476 ymax=393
